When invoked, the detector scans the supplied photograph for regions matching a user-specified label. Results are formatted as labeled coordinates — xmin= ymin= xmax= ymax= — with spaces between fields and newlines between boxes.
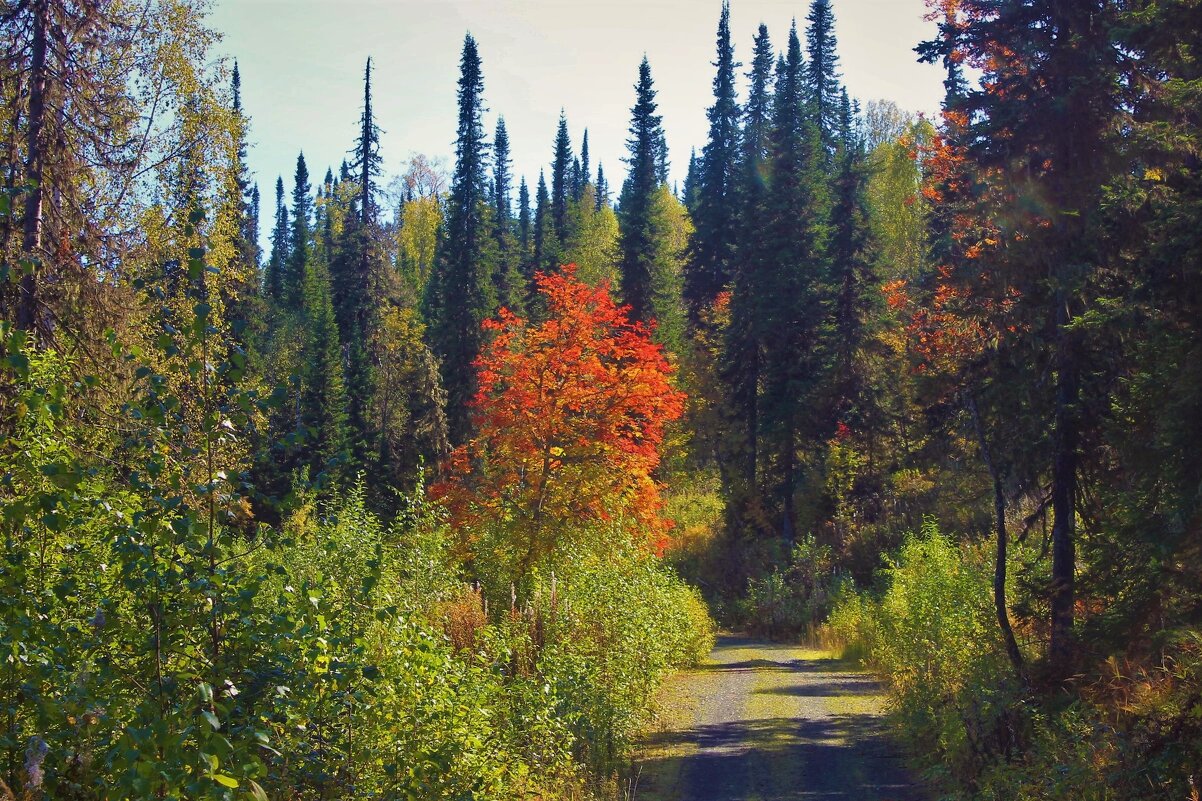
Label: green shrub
xmin=535 ymin=545 xmax=714 ymax=772
xmin=0 ymin=307 xmax=713 ymax=800
xmin=736 ymin=535 xmax=844 ymax=638
xmin=250 ymin=492 xmax=714 ymax=798
xmin=827 ymin=521 xmax=1202 ymax=800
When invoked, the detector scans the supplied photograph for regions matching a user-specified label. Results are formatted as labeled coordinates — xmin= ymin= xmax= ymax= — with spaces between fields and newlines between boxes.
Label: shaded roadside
xmin=630 ymin=635 xmax=927 ymax=801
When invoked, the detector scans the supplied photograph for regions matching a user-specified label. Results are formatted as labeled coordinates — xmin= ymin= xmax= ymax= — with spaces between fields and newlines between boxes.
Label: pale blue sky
xmin=210 ymin=0 xmax=944 ymax=217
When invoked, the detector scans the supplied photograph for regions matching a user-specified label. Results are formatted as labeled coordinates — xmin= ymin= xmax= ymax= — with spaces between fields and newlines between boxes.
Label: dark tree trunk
xmin=1049 ymin=291 xmax=1078 ymax=674
xmin=746 ymin=349 xmax=758 ymax=491
xmin=968 ymin=393 xmax=1024 ymax=679
xmin=17 ymin=0 xmax=48 ymax=336
xmin=780 ymin=424 xmax=795 ymax=545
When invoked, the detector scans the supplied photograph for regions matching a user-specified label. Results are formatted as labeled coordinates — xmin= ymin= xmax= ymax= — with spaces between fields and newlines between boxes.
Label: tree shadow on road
xmin=634 ymin=714 xmax=926 ymax=801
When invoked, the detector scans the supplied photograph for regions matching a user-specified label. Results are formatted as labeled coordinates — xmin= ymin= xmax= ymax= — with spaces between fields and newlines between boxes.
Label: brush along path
xmin=631 ymin=635 xmax=926 ymax=801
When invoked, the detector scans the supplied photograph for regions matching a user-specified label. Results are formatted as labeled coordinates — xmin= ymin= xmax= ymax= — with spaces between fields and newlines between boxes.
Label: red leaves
xmin=430 ymin=266 xmax=685 ymax=560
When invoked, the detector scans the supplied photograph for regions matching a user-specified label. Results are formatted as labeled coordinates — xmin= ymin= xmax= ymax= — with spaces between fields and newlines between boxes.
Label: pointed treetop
xmin=580 ymin=129 xmax=590 ymax=186
xmin=551 ymin=110 xmax=574 ymax=238
xmin=596 ymin=161 xmax=608 ymax=211
xmin=626 ymin=55 xmax=666 ymax=187
xmin=293 ymin=152 xmax=311 ymax=207
xmin=494 ymin=115 xmax=512 ymax=218
xmin=353 ymin=56 xmax=383 ymax=221
xmin=232 ymin=60 xmax=242 ymax=114
xmin=805 ymin=0 xmax=842 ymax=145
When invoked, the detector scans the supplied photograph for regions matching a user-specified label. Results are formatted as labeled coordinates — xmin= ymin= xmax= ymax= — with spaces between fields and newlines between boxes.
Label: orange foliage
xmin=430 ymin=266 xmax=685 ymax=566
xmin=892 ymin=99 xmax=1025 ymax=377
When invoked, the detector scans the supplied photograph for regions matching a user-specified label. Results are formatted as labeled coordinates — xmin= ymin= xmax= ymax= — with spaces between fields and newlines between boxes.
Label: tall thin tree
xmin=685 ymin=0 xmax=741 ymax=316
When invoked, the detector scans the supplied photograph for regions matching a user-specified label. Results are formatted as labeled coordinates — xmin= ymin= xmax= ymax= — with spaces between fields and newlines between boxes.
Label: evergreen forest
xmin=1 ymin=0 xmax=1200 ymax=799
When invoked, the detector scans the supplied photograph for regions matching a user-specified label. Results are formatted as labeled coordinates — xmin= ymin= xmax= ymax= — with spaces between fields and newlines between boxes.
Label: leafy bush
xmin=826 ymin=522 xmax=1025 ymax=785
xmin=247 ymin=491 xmax=714 ymax=798
xmin=536 ymin=545 xmax=714 ymax=771
xmin=0 ymin=335 xmax=711 ymax=799
xmin=827 ymin=521 xmax=1202 ymax=800
xmin=735 ymin=535 xmax=844 ymax=638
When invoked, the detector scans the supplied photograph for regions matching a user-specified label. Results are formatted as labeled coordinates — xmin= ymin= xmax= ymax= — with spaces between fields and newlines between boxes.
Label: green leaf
xmin=213 ymin=774 xmax=238 ymax=788
xmin=203 ymin=710 xmax=221 ymax=730
xmin=248 ymin=780 xmax=269 ymax=801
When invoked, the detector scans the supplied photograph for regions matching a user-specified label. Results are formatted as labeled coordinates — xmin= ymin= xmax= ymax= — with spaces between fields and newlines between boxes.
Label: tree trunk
xmin=968 ymin=393 xmax=1024 ymax=679
xmin=17 ymin=0 xmax=49 ymax=336
xmin=746 ymin=348 xmax=758 ymax=490
xmin=780 ymin=424 xmax=795 ymax=545
xmin=1049 ymin=291 xmax=1078 ymax=674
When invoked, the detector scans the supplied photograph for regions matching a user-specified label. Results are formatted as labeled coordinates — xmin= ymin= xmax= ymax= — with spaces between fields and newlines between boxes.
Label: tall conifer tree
xmin=532 ymin=170 xmax=556 ymax=275
xmin=682 ymin=149 xmax=701 ymax=213
xmin=579 ymin=129 xmax=590 ymax=196
xmin=230 ymin=62 xmax=260 ymax=274
xmin=805 ymin=0 xmax=842 ymax=149
xmin=300 ymin=259 xmax=351 ymax=485
xmin=551 ymin=112 xmax=573 ymax=243
xmin=517 ymin=176 xmax=532 ymax=268
xmin=826 ymin=89 xmax=876 ymax=423
xmin=354 ymin=57 xmax=383 ymax=222
xmin=724 ymin=23 xmax=775 ymax=501
xmin=916 ymin=0 xmax=1123 ymax=673
xmin=595 ymin=162 xmax=608 ymax=211
xmin=288 ymin=152 xmax=313 ymax=306
xmin=685 ymin=0 xmax=740 ymax=316
xmin=266 ymin=177 xmax=288 ymax=300
xmin=618 ymin=56 xmax=666 ymax=322
xmin=427 ymin=33 xmax=498 ymax=443
xmin=492 ymin=116 xmax=523 ymax=311
xmin=333 ymin=59 xmax=383 ymax=341
xmin=760 ymin=22 xmax=830 ymax=541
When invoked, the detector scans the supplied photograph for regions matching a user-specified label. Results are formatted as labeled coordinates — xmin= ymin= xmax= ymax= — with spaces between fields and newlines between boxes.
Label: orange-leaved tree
xmin=430 ymin=266 xmax=685 ymax=585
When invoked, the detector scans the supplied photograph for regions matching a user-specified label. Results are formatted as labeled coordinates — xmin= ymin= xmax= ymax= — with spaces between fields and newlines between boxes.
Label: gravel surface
xmin=631 ymin=635 xmax=927 ymax=801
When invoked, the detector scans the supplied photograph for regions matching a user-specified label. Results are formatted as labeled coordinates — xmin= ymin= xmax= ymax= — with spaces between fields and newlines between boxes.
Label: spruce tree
xmin=618 ymin=56 xmax=666 ymax=322
xmin=759 ymin=21 xmax=830 ymax=541
xmin=595 ymin=162 xmax=608 ymax=211
xmin=427 ymin=33 xmax=498 ymax=443
xmin=230 ymin=62 xmax=260 ymax=273
xmin=300 ymin=259 xmax=351 ymax=485
xmin=266 ymin=176 xmax=289 ymax=300
xmin=551 ymin=111 xmax=573 ymax=243
xmin=656 ymin=127 xmax=671 ymax=184
xmin=331 ymin=58 xmax=383 ymax=369
xmin=319 ymin=97 xmax=378 ymax=477
xmin=571 ymin=157 xmax=583 ymax=200
xmin=579 ymin=129 xmax=590 ymax=196
xmin=288 ymin=152 xmax=313 ymax=306
xmin=250 ymin=184 xmax=261 ymax=262
xmin=492 ymin=116 xmax=523 ymax=311
xmin=532 ymin=170 xmax=557 ymax=275
xmin=682 ymin=148 xmax=701 ymax=213
xmin=825 ymin=89 xmax=877 ymax=427
xmin=329 ymin=56 xmax=384 ymax=354
xmin=916 ymin=0 xmax=1123 ymax=674
xmin=353 ymin=57 xmax=383 ymax=222
xmin=493 ymin=117 xmax=513 ymax=219
xmin=517 ymin=175 xmax=532 ymax=267
xmin=685 ymin=0 xmax=740 ymax=316
xmin=805 ymin=0 xmax=842 ymax=149
xmin=724 ymin=23 xmax=775 ymax=502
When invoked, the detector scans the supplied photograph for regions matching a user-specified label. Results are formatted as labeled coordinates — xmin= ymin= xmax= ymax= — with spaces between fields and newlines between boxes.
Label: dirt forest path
xmin=630 ymin=635 xmax=927 ymax=801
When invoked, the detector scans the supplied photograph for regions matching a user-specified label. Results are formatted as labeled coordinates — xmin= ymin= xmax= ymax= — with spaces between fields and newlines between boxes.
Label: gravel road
xmin=631 ymin=635 xmax=926 ymax=801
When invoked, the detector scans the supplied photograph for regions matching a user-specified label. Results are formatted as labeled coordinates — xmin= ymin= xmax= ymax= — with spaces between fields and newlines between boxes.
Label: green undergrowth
xmin=0 ymin=340 xmax=714 ymax=801
xmin=824 ymin=521 xmax=1202 ymax=801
